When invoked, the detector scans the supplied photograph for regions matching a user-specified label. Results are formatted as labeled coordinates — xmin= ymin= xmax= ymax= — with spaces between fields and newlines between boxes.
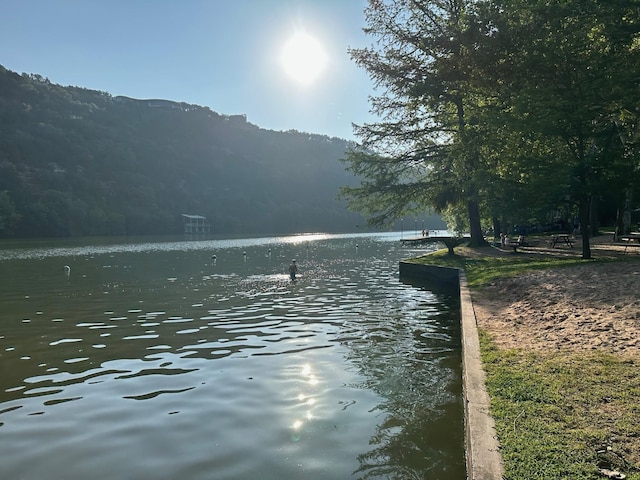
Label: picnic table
xmin=616 ymin=233 xmax=640 ymax=253
xmin=505 ymin=235 xmax=525 ymax=252
xmin=550 ymin=234 xmax=574 ymax=248
xmin=621 ymin=232 xmax=640 ymax=241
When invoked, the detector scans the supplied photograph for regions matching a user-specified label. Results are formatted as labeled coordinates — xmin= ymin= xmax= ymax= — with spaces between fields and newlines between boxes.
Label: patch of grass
xmin=479 ymin=331 xmax=640 ymax=479
xmin=406 ymin=247 xmax=596 ymax=288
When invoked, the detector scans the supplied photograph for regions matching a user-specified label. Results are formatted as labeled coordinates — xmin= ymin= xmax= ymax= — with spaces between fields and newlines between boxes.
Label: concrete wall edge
xmin=398 ymin=262 xmax=504 ymax=479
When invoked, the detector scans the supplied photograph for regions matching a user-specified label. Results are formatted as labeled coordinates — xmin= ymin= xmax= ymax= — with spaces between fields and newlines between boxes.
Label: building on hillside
xmin=181 ymin=214 xmax=210 ymax=234
xmin=224 ymin=114 xmax=247 ymax=124
xmin=115 ymin=96 xmax=184 ymax=110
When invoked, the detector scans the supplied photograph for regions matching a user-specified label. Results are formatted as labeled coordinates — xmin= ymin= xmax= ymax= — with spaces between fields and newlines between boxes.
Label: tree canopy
xmin=341 ymin=0 xmax=640 ymax=259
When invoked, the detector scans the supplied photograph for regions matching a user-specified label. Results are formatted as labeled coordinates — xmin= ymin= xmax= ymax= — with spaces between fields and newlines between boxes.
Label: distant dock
xmin=400 ymin=236 xmax=448 ymax=245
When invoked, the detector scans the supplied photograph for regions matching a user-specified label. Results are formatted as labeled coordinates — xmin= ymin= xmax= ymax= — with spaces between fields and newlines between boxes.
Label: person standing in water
xmin=289 ymin=259 xmax=298 ymax=280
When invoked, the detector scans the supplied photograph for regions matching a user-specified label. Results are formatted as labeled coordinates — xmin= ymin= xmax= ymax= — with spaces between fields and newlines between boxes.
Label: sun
xmin=280 ymin=32 xmax=328 ymax=86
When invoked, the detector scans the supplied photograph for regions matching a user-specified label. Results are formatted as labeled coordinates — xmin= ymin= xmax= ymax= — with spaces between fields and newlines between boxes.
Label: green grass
xmin=406 ymin=247 xmax=600 ymax=288
xmin=480 ymin=332 xmax=640 ymax=479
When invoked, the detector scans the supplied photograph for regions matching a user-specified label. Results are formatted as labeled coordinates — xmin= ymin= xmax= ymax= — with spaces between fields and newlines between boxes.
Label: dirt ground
xmin=469 ymin=235 xmax=640 ymax=359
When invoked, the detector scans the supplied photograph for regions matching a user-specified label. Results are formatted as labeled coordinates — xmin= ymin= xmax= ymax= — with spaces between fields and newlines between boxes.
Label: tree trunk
xmin=615 ymin=189 xmax=633 ymax=238
xmin=467 ymin=198 xmax=488 ymax=247
xmin=589 ymin=195 xmax=600 ymax=236
xmin=615 ymin=202 xmax=624 ymax=241
xmin=579 ymin=195 xmax=592 ymax=259
xmin=492 ymin=216 xmax=501 ymax=244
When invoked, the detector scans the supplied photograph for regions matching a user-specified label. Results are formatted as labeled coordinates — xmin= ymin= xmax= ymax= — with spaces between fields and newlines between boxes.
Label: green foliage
xmin=343 ymin=0 xmax=492 ymax=246
xmin=0 ymin=64 xmax=367 ymax=237
xmin=343 ymin=0 xmax=640 ymax=257
xmin=481 ymin=0 xmax=640 ymax=257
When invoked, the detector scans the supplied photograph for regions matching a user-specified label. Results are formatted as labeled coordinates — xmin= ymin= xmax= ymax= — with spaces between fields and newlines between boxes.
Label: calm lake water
xmin=0 ymin=232 xmax=464 ymax=480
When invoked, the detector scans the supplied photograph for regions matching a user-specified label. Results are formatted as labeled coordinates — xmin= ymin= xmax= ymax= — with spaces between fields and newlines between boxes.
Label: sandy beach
xmin=466 ymin=235 xmax=640 ymax=476
xmin=470 ymin=236 xmax=640 ymax=359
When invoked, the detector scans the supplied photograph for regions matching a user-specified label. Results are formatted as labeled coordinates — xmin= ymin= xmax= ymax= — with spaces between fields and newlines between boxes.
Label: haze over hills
xmin=0 ymin=65 xmax=446 ymax=239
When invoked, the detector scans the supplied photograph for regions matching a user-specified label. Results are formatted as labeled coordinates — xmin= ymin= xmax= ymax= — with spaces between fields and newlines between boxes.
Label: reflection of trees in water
xmin=342 ymin=287 xmax=465 ymax=480
xmin=354 ymin=398 xmax=464 ymax=480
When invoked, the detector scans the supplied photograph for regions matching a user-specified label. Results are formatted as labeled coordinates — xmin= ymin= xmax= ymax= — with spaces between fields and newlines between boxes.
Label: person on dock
xmin=289 ymin=259 xmax=298 ymax=280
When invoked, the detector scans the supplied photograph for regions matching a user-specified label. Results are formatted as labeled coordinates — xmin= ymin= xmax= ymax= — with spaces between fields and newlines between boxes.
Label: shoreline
xmin=404 ymin=233 xmax=640 ymax=478
xmin=466 ymin=235 xmax=640 ymax=477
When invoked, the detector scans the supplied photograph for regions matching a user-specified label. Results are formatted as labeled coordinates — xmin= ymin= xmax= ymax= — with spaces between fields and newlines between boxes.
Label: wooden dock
xmin=400 ymin=236 xmax=449 ymax=245
xmin=400 ymin=235 xmax=470 ymax=255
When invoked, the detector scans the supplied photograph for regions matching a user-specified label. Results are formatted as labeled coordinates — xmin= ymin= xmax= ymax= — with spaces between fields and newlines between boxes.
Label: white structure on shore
xmin=181 ymin=214 xmax=210 ymax=234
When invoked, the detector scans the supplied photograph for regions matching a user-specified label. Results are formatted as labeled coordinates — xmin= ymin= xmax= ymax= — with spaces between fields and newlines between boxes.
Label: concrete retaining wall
xmin=399 ymin=262 xmax=504 ymax=480
xmin=398 ymin=261 xmax=460 ymax=285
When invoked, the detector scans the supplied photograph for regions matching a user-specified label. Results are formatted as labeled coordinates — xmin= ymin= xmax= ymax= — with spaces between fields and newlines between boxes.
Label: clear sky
xmin=0 ymin=0 xmax=376 ymax=140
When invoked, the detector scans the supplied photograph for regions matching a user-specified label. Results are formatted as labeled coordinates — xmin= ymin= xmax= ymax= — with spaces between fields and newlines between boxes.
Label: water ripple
xmin=123 ymin=386 xmax=196 ymax=401
xmin=0 ymin=233 xmax=464 ymax=479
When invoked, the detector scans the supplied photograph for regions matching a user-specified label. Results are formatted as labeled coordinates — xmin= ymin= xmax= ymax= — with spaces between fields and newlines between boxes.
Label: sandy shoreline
xmin=470 ymin=236 xmax=640 ymax=358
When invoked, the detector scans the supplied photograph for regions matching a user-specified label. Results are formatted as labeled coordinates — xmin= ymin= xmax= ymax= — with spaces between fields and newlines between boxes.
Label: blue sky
xmin=0 ymin=0 xmax=375 ymax=140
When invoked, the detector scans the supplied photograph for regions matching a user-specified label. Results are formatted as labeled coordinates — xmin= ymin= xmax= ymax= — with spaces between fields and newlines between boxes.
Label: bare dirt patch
xmin=472 ymin=236 xmax=640 ymax=358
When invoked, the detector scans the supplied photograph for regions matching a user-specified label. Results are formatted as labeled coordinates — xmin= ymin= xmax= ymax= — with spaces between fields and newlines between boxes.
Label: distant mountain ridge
xmin=0 ymin=64 xmax=376 ymax=238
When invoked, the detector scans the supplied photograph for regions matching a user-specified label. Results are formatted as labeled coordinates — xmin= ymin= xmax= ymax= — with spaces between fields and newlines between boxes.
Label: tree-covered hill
xmin=0 ymin=64 xmax=372 ymax=238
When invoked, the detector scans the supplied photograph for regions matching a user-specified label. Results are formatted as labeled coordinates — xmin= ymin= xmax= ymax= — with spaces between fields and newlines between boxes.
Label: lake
xmin=0 ymin=232 xmax=464 ymax=479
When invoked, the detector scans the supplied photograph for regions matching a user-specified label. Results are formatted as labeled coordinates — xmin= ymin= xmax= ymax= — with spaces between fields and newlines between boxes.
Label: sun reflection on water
xmin=288 ymin=362 xmax=323 ymax=442
xmin=278 ymin=233 xmax=332 ymax=245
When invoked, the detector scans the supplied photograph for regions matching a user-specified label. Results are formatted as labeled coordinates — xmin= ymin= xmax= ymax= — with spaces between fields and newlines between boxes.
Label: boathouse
xmin=181 ymin=214 xmax=210 ymax=234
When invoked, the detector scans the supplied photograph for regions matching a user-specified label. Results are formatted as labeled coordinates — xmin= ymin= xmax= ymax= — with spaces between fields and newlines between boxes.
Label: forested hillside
xmin=0 ymin=64 xmax=373 ymax=238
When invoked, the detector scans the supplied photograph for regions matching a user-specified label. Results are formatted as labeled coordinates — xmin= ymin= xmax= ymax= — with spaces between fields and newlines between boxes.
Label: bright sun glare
xmin=280 ymin=32 xmax=328 ymax=86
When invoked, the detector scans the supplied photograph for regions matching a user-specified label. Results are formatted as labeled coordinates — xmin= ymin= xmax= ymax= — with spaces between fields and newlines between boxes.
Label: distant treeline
xmin=0 ymin=64 xmax=430 ymax=238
